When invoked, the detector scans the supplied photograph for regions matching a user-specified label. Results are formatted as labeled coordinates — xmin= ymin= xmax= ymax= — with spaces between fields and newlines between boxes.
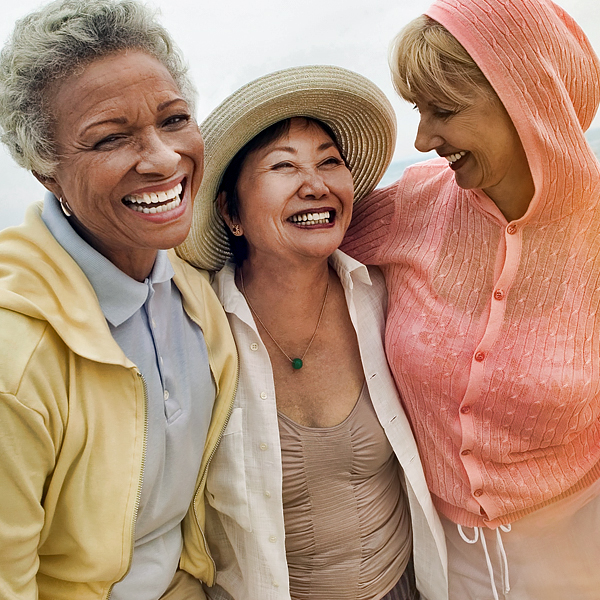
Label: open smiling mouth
xmin=288 ymin=210 xmax=335 ymax=226
xmin=122 ymin=181 xmax=183 ymax=214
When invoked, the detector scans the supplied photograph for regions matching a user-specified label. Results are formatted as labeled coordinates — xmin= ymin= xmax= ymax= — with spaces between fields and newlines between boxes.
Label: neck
xmin=237 ymin=255 xmax=331 ymax=319
xmin=70 ymin=217 xmax=156 ymax=281
xmin=483 ymin=157 xmax=535 ymax=223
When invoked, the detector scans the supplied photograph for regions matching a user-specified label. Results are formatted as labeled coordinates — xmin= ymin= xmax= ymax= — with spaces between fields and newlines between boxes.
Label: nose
xmin=136 ymin=129 xmax=180 ymax=175
xmin=298 ymin=168 xmax=329 ymax=199
xmin=414 ymin=116 xmax=444 ymax=154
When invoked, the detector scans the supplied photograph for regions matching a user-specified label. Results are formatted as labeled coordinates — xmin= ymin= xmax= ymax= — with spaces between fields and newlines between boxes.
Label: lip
xmin=125 ymin=174 xmax=186 ymax=197
xmin=122 ymin=177 xmax=189 ymax=222
xmin=439 ymin=151 xmax=469 ymax=171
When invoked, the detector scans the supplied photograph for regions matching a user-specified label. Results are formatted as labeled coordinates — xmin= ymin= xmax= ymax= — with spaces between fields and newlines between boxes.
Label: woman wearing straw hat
xmin=177 ymin=65 xmax=447 ymax=600
xmin=342 ymin=0 xmax=600 ymax=598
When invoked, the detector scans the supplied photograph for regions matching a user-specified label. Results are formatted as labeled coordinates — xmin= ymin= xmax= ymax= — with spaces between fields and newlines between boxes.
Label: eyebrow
xmin=81 ymin=98 xmax=187 ymax=134
xmin=266 ymin=141 xmax=336 ymax=155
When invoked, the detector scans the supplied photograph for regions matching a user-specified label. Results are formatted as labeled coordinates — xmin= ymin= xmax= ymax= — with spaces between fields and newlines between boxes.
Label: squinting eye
xmin=272 ymin=162 xmax=294 ymax=170
xmin=163 ymin=114 xmax=191 ymax=127
xmin=321 ymin=157 xmax=343 ymax=167
xmin=94 ymin=135 xmax=123 ymax=150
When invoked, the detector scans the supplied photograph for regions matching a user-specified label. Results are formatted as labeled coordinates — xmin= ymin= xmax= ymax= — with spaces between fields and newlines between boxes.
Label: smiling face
xmin=413 ymin=90 xmax=534 ymax=220
xmin=41 ymin=50 xmax=204 ymax=280
xmin=222 ymin=118 xmax=354 ymax=266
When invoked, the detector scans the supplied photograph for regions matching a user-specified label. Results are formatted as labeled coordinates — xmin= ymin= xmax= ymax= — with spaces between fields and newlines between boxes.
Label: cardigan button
xmin=474 ymin=489 xmax=484 ymax=498
xmin=506 ymin=224 xmax=517 ymax=234
xmin=461 ymin=449 xmax=471 ymax=456
xmin=474 ymin=351 xmax=485 ymax=362
xmin=460 ymin=406 xmax=471 ymax=415
xmin=493 ymin=289 xmax=504 ymax=300
xmin=250 ymin=342 xmax=259 ymax=351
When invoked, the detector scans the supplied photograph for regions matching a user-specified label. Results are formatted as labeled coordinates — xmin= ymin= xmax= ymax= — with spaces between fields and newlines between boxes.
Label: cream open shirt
xmin=204 ymin=251 xmax=448 ymax=600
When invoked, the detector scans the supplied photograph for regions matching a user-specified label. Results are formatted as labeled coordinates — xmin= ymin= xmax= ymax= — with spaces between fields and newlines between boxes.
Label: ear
xmin=217 ymin=191 xmax=240 ymax=233
xmin=33 ymin=171 xmax=64 ymax=199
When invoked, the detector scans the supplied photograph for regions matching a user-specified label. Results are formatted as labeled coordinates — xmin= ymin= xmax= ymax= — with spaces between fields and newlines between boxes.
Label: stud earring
xmin=59 ymin=197 xmax=73 ymax=217
xmin=231 ymin=224 xmax=243 ymax=236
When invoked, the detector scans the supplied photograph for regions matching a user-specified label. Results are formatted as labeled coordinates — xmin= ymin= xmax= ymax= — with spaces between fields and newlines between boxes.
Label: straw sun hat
xmin=176 ymin=65 xmax=397 ymax=271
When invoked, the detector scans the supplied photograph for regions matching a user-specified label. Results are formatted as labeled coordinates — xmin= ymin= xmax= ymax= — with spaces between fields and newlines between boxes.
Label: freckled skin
xmin=40 ymin=51 xmax=205 ymax=281
xmin=413 ymin=92 xmax=534 ymax=221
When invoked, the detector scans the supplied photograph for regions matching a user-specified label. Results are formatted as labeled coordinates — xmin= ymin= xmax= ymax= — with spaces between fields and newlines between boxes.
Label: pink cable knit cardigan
xmin=343 ymin=0 xmax=600 ymax=528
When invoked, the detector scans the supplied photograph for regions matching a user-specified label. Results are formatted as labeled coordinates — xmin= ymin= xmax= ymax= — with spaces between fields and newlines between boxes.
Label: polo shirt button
xmin=250 ymin=343 xmax=259 ymax=351
xmin=461 ymin=449 xmax=471 ymax=456
xmin=163 ymin=389 xmax=169 ymax=400
xmin=474 ymin=351 xmax=485 ymax=362
xmin=260 ymin=442 xmax=268 ymax=451
xmin=460 ymin=406 xmax=471 ymax=415
xmin=474 ymin=489 xmax=484 ymax=497
xmin=493 ymin=289 xmax=504 ymax=300
xmin=264 ymin=490 xmax=271 ymax=498
xmin=260 ymin=391 xmax=268 ymax=400
xmin=507 ymin=224 xmax=517 ymax=234
xmin=269 ymin=535 xmax=277 ymax=543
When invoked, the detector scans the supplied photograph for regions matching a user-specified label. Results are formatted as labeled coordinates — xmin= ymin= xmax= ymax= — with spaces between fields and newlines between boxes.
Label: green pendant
xmin=292 ymin=358 xmax=303 ymax=370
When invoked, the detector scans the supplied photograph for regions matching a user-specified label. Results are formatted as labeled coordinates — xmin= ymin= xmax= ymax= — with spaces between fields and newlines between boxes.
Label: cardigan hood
xmin=426 ymin=0 xmax=600 ymax=222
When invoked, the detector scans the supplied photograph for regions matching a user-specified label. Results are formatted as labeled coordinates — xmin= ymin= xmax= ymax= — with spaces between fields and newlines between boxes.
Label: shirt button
xmin=461 ymin=449 xmax=471 ymax=456
xmin=272 ymin=581 xmax=279 ymax=588
xmin=269 ymin=535 xmax=277 ymax=543
xmin=152 ymin=319 xmax=157 ymax=328
xmin=259 ymin=442 xmax=268 ymax=451
xmin=264 ymin=490 xmax=271 ymax=498
xmin=250 ymin=343 xmax=259 ymax=351
xmin=474 ymin=351 xmax=485 ymax=362
xmin=506 ymin=224 xmax=517 ymax=235
xmin=460 ymin=406 xmax=471 ymax=415
xmin=493 ymin=289 xmax=504 ymax=300
xmin=260 ymin=391 xmax=268 ymax=400
xmin=474 ymin=489 xmax=484 ymax=497
xmin=163 ymin=389 xmax=170 ymax=400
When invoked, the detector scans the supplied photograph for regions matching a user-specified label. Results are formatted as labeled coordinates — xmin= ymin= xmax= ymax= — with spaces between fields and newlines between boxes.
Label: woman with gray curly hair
xmin=0 ymin=1 xmax=237 ymax=599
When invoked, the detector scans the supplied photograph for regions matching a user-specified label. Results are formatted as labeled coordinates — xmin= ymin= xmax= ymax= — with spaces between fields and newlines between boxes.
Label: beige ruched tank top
xmin=277 ymin=384 xmax=412 ymax=600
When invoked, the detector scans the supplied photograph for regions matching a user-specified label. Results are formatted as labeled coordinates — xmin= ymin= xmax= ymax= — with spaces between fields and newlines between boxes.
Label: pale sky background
xmin=0 ymin=0 xmax=599 ymax=229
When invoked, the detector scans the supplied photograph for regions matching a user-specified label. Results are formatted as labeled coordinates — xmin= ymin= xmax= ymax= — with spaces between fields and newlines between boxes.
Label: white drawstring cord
xmin=497 ymin=524 xmax=512 ymax=594
xmin=457 ymin=524 xmax=512 ymax=599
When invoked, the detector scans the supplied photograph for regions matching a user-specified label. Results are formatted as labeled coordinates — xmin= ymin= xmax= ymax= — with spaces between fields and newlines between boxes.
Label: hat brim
xmin=177 ymin=65 xmax=397 ymax=271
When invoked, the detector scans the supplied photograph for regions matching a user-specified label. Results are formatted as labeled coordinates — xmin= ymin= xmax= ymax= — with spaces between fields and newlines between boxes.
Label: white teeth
xmin=128 ymin=196 xmax=182 ymax=214
xmin=124 ymin=182 xmax=182 ymax=205
xmin=290 ymin=211 xmax=332 ymax=224
xmin=446 ymin=151 xmax=466 ymax=164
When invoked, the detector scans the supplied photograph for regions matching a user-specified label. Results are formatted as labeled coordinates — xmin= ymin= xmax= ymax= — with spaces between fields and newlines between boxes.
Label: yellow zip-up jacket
xmin=0 ymin=204 xmax=238 ymax=600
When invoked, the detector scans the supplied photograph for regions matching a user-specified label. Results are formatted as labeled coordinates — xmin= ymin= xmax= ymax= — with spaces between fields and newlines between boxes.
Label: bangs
xmin=390 ymin=15 xmax=494 ymax=109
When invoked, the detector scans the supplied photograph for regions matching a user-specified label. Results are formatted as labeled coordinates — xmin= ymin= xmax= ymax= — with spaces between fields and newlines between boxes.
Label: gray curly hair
xmin=0 ymin=0 xmax=196 ymax=176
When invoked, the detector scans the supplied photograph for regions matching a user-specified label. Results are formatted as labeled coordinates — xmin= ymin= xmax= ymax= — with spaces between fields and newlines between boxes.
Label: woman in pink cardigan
xmin=343 ymin=0 xmax=600 ymax=598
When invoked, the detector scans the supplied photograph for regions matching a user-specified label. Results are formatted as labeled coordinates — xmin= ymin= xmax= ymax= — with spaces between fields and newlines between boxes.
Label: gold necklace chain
xmin=239 ymin=270 xmax=329 ymax=370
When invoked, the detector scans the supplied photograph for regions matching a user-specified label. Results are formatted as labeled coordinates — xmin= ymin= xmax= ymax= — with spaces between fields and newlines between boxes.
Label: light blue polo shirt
xmin=42 ymin=194 xmax=215 ymax=599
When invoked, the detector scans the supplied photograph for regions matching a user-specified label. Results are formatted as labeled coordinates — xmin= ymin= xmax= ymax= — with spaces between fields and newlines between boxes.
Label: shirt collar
xmin=41 ymin=192 xmax=174 ymax=327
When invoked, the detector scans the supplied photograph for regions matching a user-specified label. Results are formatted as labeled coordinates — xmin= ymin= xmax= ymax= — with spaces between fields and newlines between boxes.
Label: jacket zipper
xmin=192 ymin=369 xmax=239 ymax=577
xmin=106 ymin=369 xmax=148 ymax=599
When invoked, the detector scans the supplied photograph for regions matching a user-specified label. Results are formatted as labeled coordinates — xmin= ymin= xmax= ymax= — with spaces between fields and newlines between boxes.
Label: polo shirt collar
xmin=41 ymin=192 xmax=174 ymax=327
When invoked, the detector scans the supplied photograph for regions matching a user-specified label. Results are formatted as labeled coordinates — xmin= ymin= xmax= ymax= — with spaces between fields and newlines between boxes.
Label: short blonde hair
xmin=389 ymin=15 xmax=495 ymax=109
